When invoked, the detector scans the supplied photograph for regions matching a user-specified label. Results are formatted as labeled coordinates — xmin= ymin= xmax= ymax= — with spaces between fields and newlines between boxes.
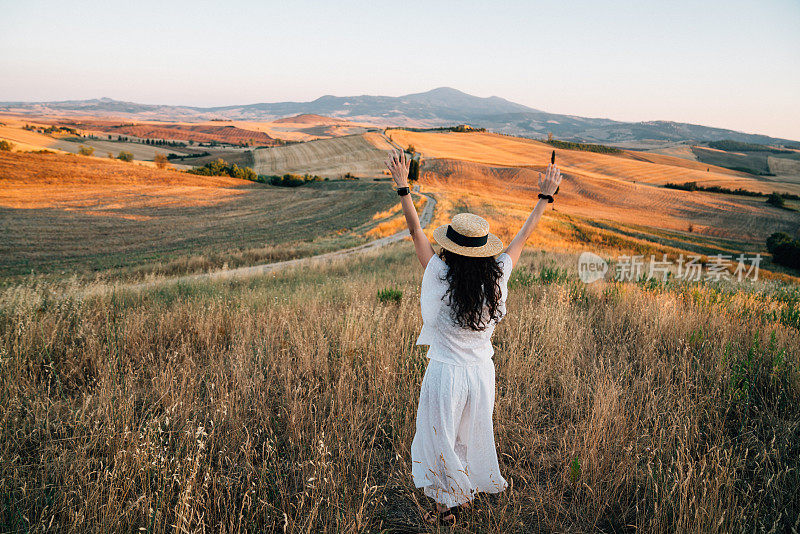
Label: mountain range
xmin=2 ymin=87 xmax=795 ymax=146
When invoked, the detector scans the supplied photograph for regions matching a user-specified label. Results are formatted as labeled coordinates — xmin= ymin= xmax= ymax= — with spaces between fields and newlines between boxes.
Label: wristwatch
xmin=538 ymin=193 xmax=554 ymax=203
xmin=397 ymin=186 xmax=410 ymax=196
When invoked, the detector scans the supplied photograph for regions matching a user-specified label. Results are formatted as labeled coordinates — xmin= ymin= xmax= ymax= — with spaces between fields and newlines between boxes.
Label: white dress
xmin=411 ymin=252 xmax=513 ymax=508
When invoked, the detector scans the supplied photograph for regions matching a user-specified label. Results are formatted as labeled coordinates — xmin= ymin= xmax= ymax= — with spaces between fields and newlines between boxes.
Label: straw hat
xmin=432 ymin=213 xmax=504 ymax=257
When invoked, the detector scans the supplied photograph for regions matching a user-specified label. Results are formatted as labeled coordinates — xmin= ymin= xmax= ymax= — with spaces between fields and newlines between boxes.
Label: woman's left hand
xmin=385 ymin=150 xmax=410 ymax=188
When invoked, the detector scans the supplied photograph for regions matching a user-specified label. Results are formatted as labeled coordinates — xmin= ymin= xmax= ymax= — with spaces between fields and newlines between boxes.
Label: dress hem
xmin=415 ymin=480 xmax=509 ymax=507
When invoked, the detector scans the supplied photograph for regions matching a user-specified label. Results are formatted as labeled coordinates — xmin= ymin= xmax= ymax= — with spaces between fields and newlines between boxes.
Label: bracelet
xmin=538 ymin=193 xmax=554 ymax=203
xmin=397 ymin=186 xmax=410 ymax=196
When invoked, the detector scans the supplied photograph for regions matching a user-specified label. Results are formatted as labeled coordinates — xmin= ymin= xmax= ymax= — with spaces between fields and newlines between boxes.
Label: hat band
xmin=446 ymin=225 xmax=488 ymax=247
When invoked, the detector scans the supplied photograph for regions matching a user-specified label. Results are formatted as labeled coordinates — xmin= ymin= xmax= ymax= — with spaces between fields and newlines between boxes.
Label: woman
xmin=385 ymin=150 xmax=563 ymax=524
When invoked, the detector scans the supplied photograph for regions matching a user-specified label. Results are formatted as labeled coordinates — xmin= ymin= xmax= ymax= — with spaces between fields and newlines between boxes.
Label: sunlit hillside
xmin=419 ymin=158 xmax=800 ymax=244
xmin=0 ymin=151 xmax=399 ymax=278
xmin=389 ymin=129 xmax=800 ymax=195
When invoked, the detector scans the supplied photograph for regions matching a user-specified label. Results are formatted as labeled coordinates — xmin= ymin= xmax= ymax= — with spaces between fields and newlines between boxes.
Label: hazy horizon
xmin=2 ymin=0 xmax=799 ymax=140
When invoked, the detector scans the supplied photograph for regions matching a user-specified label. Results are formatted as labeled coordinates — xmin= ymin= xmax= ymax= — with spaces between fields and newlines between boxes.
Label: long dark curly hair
xmin=438 ymin=248 xmax=505 ymax=331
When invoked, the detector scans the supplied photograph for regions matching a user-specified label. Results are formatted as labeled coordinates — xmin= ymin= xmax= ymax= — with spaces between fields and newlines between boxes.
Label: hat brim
xmin=432 ymin=223 xmax=504 ymax=257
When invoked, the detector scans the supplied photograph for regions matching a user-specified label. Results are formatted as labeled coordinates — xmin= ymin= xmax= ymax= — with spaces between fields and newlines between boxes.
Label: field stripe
xmin=106 ymin=191 xmax=437 ymax=293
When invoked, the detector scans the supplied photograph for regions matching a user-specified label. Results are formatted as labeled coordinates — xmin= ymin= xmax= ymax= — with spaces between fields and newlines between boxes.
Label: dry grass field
xmin=0 ymin=152 xmax=398 ymax=278
xmin=389 ymin=130 xmax=800 ymax=196
xmin=251 ymin=132 xmax=394 ymax=178
xmin=1 ymin=242 xmax=798 ymax=532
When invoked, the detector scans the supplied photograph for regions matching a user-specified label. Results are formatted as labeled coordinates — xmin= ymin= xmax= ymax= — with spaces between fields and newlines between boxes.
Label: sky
xmin=2 ymin=0 xmax=799 ymax=140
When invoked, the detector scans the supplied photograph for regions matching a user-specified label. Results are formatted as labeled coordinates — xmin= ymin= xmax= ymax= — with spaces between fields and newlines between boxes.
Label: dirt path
xmin=121 ymin=191 xmax=436 ymax=291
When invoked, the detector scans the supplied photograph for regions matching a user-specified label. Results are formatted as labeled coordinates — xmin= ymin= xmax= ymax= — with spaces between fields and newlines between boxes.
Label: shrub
xmin=117 ymin=151 xmax=134 ymax=162
xmin=259 ymin=173 xmax=322 ymax=187
xmin=78 ymin=145 xmax=95 ymax=156
xmin=188 ymin=158 xmax=257 ymax=180
xmin=0 ymin=140 xmax=14 ymax=151
xmin=767 ymin=192 xmax=785 ymax=208
xmin=665 ymin=181 xmax=699 ymax=192
xmin=154 ymin=153 xmax=169 ymax=169
xmin=377 ymin=287 xmax=403 ymax=304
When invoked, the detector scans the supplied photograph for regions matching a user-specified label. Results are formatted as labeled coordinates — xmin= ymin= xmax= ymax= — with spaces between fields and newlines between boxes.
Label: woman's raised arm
xmin=504 ymin=162 xmax=563 ymax=268
xmin=385 ymin=150 xmax=435 ymax=268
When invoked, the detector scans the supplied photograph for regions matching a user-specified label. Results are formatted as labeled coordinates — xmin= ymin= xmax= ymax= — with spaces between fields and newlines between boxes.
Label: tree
xmin=78 ymin=145 xmax=94 ymax=156
xmin=766 ymin=232 xmax=800 ymax=270
xmin=408 ymin=156 xmax=420 ymax=183
xmin=154 ymin=153 xmax=169 ymax=169
xmin=117 ymin=151 xmax=134 ymax=162
xmin=0 ymin=140 xmax=14 ymax=151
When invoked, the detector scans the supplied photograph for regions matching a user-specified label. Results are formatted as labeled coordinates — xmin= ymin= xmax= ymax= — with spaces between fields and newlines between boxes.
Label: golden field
xmin=389 ymin=129 xmax=800 ymax=196
xmin=419 ymin=158 xmax=800 ymax=244
xmin=0 ymin=151 xmax=399 ymax=279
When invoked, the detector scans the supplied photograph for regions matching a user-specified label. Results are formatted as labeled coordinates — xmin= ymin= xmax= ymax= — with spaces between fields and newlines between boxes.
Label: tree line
xmin=664 ymin=181 xmax=800 ymax=202
xmin=707 ymin=140 xmax=790 ymax=153
xmin=544 ymin=139 xmax=622 ymax=154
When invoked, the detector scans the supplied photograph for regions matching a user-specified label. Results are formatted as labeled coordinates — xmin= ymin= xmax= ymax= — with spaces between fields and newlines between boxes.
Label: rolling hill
xmin=389 ymin=129 xmax=800 ymax=195
xmin=3 ymin=88 xmax=797 ymax=146
xmin=251 ymin=132 xmax=394 ymax=178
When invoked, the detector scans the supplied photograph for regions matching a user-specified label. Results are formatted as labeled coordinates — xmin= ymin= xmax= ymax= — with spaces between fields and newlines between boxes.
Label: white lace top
xmin=416 ymin=252 xmax=513 ymax=366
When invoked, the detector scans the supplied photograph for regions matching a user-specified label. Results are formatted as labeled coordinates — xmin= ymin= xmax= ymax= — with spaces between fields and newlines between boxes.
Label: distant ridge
xmin=272 ymin=114 xmax=348 ymax=125
xmin=1 ymin=87 xmax=796 ymax=145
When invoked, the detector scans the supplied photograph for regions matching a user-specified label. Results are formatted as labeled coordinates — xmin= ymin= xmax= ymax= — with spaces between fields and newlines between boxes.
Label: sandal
xmin=423 ymin=504 xmax=449 ymax=524
xmin=441 ymin=505 xmax=462 ymax=524
xmin=423 ymin=503 xmax=463 ymax=525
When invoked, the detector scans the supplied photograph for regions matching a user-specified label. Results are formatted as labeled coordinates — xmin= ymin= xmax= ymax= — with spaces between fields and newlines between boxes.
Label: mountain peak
xmin=423 ymin=87 xmax=468 ymax=96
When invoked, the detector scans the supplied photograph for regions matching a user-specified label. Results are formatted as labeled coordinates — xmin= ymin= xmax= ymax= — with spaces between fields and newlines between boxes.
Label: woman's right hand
xmin=538 ymin=163 xmax=562 ymax=196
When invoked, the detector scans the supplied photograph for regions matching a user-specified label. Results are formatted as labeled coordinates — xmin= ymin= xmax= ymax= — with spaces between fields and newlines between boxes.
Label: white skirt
xmin=411 ymin=357 xmax=508 ymax=507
